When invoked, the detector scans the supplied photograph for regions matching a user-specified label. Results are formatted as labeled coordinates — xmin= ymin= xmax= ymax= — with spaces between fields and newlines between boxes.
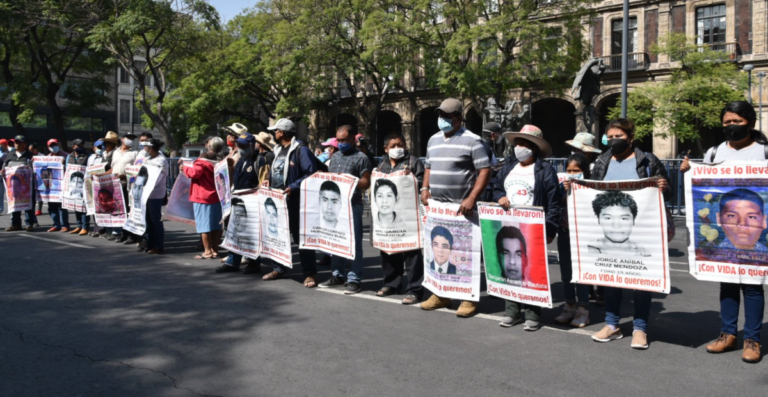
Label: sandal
xmin=402 ymin=294 xmax=420 ymax=305
xmin=376 ymin=286 xmax=397 ymax=297
xmin=194 ymin=253 xmax=213 ymax=260
xmin=303 ymin=276 xmax=317 ymax=288
xmin=262 ymin=271 xmax=285 ymax=281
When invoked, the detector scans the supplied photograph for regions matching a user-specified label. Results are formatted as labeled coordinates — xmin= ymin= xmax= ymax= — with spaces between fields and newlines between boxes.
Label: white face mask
xmin=388 ymin=148 xmax=405 ymax=160
xmin=324 ymin=148 xmax=331 ymax=154
xmin=514 ymin=146 xmax=533 ymax=162
xmin=124 ymin=139 xmax=134 ymax=148
xmin=567 ymin=173 xmax=583 ymax=180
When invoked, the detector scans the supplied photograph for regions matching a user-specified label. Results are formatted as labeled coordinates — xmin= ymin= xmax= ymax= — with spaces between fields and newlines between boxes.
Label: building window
xmin=119 ymin=68 xmax=130 ymax=84
xmin=120 ymin=99 xmax=131 ymax=124
xmin=611 ymin=18 xmax=638 ymax=55
xmin=696 ymin=5 xmax=726 ymax=49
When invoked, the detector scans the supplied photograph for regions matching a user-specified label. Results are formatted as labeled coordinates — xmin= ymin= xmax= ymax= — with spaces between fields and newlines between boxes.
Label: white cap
xmin=267 ymin=118 xmax=295 ymax=132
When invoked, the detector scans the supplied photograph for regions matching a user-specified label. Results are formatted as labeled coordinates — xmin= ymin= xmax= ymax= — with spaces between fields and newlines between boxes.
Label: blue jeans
xmin=557 ymin=229 xmax=589 ymax=307
xmin=272 ymin=196 xmax=318 ymax=277
xmin=331 ymin=204 xmax=364 ymax=283
xmin=604 ymin=287 xmax=652 ymax=332
xmin=145 ymin=198 xmax=164 ymax=250
xmin=720 ymin=282 xmax=764 ymax=342
xmin=75 ymin=212 xmax=89 ymax=230
xmin=48 ymin=202 xmax=70 ymax=229
xmin=11 ymin=195 xmax=37 ymax=227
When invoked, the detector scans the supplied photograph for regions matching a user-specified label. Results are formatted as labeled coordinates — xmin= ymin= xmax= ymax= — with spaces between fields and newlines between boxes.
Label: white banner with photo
xmin=370 ymin=170 xmax=422 ymax=253
xmin=221 ymin=189 xmax=261 ymax=259
xmin=567 ymin=178 xmax=670 ymax=294
xmin=422 ymin=200 xmax=482 ymax=302
xmin=33 ymin=156 xmax=64 ymax=203
xmin=93 ymin=173 xmax=127 ymax=227
xmin=164 ymin=159 xmax=195 ymax=225
xmin=62 ymin=164 xmax=87 ymax=212
xmin=258 ymin=187 xmax=293 ymax=267
xmin=85 ymin=163 xmax=106 ymax=215
xmin=123 ymin=162 xmax=163 ymax=235
xmin=214 ymin=160 xmax=232 ymax=219
xmin=299 ymin=172 xmax=359 ymax=259
xmin=4 ymin=165 xmax=34 ymax=212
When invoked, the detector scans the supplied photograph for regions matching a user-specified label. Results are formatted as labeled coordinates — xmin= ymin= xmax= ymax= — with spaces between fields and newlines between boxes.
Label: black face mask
xmin=609 ymin=138 xmax=630 ymax=155
xmin=723 ymin=124 xmax=751 ymax=142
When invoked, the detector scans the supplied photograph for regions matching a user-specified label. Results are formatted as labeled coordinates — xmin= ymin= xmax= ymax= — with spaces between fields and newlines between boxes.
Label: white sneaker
xmin=554 ymin=304 xmax=576 ymax=324
xmin=570 ymin=306 xmax=590 ymax=328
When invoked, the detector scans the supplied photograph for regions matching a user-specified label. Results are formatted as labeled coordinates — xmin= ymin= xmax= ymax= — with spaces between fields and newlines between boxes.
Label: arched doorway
xmin=419 ymin=106 xmax=438 ymax=156
xmin=326 ymin=113 xmax=358 ymax=140
xmin=374 ymin=110 xmax=403 ymax=156
xmin=531 ymin=98 xmax=576 ymax=157
xmin=465 ymin=107 xmax=483 ymax=136
xmin=597 ymin=94 xmax=653 ymax=154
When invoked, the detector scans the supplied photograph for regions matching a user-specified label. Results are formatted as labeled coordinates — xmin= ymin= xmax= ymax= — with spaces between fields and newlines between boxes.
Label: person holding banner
xmin=318 ymin=124 xmax=372 ymax=294
xmin=99 ymin=131 xmax=120 ymax=240
xmin=420 ymin=98 xmax=491 ymax=317
xmin=0 ymin=139 xmax=7 ymax=213
xmin=87 ymin=139 xmax=109 ymax=237
xmin=66 ymin=139 xmax=91 ymax=235
xmin=142 ymin=139 xmax=168 ymax=255
xmin=492 ymin=124 xmax=561 ymax=330
xmin=589 ymin=118 xmax=670 ymax=350
xmin=680 ymin=101 xmax=765 ymax=363
xmin=182 ymin=151 xmax=223 ymax=259
xmin=111 ymin=132 xmax=139 ymax=244
xmin=375 ymin=132 xmax=426 ymax=304
xmin=44 ymin=139 xmax=71 ymax=232
xmin=267 ymin=118 xmax=322 ymax=287
xmin=3 ymin=135 xmax=38 ymax=232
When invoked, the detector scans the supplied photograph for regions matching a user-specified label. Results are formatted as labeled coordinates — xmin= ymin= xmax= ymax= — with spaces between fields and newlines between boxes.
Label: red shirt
xmin=184 ymin=158 xmax=219 ymax=204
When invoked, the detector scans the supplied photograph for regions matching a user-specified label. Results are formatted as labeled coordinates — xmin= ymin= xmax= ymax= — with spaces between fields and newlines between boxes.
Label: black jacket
xmin=3 ymin=150 xmax=34 ymax=167
xmin=377 ymin=153 xmax=425 ymax=189
xmin=232 ymin=151 xmax=270 ymax=191
xmin=592 ymin=147 xmax=671 ymax=202
xmin=492 ymin=157 xmax=562 ymax=239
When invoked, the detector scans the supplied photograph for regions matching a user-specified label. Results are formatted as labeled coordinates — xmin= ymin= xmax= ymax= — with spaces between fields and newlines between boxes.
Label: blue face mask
xmin=96 ymin=148 xmax=104 ymax=156
xmin=338 ymin=142 xmax=353 ymax=152
xmin=438 ymin=117 xmax=454 ymax=133
xmin=601 ymin=134 xmax=608 ymax=146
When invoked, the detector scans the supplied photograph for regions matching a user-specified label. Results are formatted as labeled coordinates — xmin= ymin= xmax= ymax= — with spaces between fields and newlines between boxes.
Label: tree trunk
xmin=46 ymin=84 xmax=68 ymax=145
xmin=8 ymin=101 xmax=27 ymax=136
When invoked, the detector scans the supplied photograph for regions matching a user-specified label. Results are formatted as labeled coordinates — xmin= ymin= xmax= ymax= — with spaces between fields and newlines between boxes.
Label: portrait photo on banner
xmin=214 ymin=160 xmax=231 ymax=218
xmin=164 ymin=160 xmax=195 ymax=225
xmin=686 ymin=161 xmax=768 ymax=284
xmin=93 ymin=174 xmax=127 ymax=227
xmin=33 ymin=157 xmax=63 ymax=202
xmin=258 ymin=188 xmax=293 ymax=267
xmin=4 ymin=166 xmax=33 ymax=212
xmin=85 ymin=163 xmax=106 ymax=215
xmin=222 ymin=192 xmax=261 ymax=259
xmin=370 ymin=170 xmax=422 ymax=253
xmin=568 ymin=179 xmax=670 ymax=294
xmin=300 ymin=172 xmax=358 ymax=259
xmin=62 ymin=165 xmax=86 ymax=212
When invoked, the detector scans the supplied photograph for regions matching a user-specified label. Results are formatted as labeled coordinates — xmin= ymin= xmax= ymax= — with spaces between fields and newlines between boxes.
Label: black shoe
xmin=90 ymin=231 xmax=100 ymax=237
xmin=318 ymin=275 xmax=345 ymax=288
xmin=241 ymin=263 xmax=261 ymax=274
xmin=124 ymin=238 xmax=138 ymax=245
xmin=116 ymin=235 xmax=127 ymax=243
xmin=344 ymin=282 xmax=362 ymax=295
xmin=215 ymin=265 xmax=240 ymax=273
xmin=106 ymin=234 xmax=116 ymax=241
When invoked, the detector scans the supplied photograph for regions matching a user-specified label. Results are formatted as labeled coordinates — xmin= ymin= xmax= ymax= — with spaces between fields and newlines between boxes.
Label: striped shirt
xmin=425 ymin=128 xmax=490 ymax=203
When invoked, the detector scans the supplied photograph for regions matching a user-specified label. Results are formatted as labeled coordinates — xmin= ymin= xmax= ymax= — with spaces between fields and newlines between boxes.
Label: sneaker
xmin=90 ymin=231 xmax=100 ymax=237
xmin=523 ymin=320 xmax=540 ymax=331
xmin=499 ymin=316 xmax=523 ymax=328
xmin=743 ymin=339 xmax=762 ymax=363
xmin=456 ymin=301 xmax=478 ymax=317
xmin=554 ymin=304 xmax=576 ymax=324
xmin=318 ymin=275 xmax=345 ymax=288
xmin=344 ymin=282 xmax=361 ymax=294
xmin=631 ymin=330 xmax=649 ymax=350
xmin=34 ymin=210 xmax=42 ymax=216
xmin=420 ymin=294 xmax=452 ymax=310
xmin=570 ymin=306 xmax=590 ymax=328
xmin=592 ymin=325 xmax=623 ymax=342
xmin=106 ymin=234 xmax=116 ymax=241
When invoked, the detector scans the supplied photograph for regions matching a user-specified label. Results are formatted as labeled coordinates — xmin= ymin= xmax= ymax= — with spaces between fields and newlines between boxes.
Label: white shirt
xmin=111 ymin=147 xmax=138 ymax=176
xmin=504 ymin=163 xmax=535 ymax=206
xmin=435 ymin=260 xmax=450 ymax=274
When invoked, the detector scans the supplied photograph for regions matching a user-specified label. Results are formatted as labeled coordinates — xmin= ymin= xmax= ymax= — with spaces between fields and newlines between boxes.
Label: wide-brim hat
xmin=255 ymin=132 xmax=275 ymax=151
xmin=224 ymin=123 xmax=248 ymax=137
xmin=103 ymin=131 xmax=120 ymax=145
xmin=504 ymin=125 xmax=553 ymax=158
xmin=565 ymin=132 xmax=602 ymax=153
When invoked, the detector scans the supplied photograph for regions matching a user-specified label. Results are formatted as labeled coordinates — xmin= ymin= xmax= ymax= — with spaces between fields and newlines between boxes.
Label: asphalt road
xmin=1 ymin=211 xmax=767 ymax=397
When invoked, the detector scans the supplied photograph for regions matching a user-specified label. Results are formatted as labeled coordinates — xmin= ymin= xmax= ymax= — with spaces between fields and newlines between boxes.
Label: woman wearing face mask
xmin=374 ymin=132 xmax=426 ymax=304
xmin=44 ymin=138 xmax=71 ymax=232
xmin=590 ymin=118 xmax=670 ymax=350
xmin=556 ymin=153 xmax=593 ymax=327
xmin=679 ymin=101 xmax=766 ymax=363
xmin=492 ymin=124 xmax=562 ymax=331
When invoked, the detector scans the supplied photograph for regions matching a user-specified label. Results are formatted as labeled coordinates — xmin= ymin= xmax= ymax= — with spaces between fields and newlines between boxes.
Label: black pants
xmin=380 ymin=249 xmax=424 ymax=297
xmin=272 ymin=197 xmax=317 ymax=277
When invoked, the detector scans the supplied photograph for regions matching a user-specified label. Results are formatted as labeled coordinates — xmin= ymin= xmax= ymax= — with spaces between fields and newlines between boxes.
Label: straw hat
xmin=504 ymin=125 xmax=553 ymax=158
xmin=565 ymin=132 xmax=602 ymax=153
xmin=103 ymin=131 xmax=120 ymax=145
xmin=255 ymin=132 xmax=275 ymax=151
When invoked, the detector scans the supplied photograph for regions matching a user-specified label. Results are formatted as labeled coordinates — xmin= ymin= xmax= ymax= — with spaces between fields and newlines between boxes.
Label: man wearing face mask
xmin=66 ymin=139 xmax=91 ymax=235
xmin=44 ymin=139 xmax=71 ymax=232
xmin=110 ymin=132 xmax=139 ymax=244
xmin=420 ymin=98 xmax=492 ymax=317
xmin=135 ymin=132 xmax=153 ymax=162
xmin=3 ymin=135 xmax=38 ymax=231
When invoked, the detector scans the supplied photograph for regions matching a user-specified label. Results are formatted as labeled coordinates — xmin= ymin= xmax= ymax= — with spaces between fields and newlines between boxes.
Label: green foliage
xmin=608 ymin=33 xmax=747 ymax=144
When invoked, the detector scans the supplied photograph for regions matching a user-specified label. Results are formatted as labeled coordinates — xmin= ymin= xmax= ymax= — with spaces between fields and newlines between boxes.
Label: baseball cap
xmin=94 ymin=139 xmax=105 ymax=148
xmin=483 ymin=122 xmax=502 ymax=133
xmin=235 ymin=132 xmax=256 ymax=145
xmin=121 ymin=131 xmax=137 ymax=139
xmin=13 ymin=135 xmax=26 ymax=143
xmin=436 ymin=98 xmax=463 ymax=116
xmin=71 ymin=139 xmax=85 ymax=147
xmin=267 ymin=118 xmax=295 ymax=132
xmin=0 ymin=139 xmax=7 ymax=145
xmin=47 ymin=139 xmax=60 ymax=147
xmin=321 ymin=137 xmax=339 ymax=148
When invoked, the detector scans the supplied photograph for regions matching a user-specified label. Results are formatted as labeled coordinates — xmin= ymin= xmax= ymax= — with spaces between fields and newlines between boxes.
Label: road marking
xmin=316 ymin=288 xmax=595 ymax=336
xmin=15 ymin=233 xmax=94 ymax=249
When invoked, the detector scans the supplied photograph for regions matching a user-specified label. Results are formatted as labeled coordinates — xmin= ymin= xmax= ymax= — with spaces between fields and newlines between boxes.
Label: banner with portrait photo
xmin=299 ymin=172 xmax=358 ymax=259
xmin=567 ymin=178 xmax=670 ymax=294
xmin=258 ymin=187 xmax=293 ymax=267
xmin=4 ymin=165 xmax=33 ymax=212
xmin=62 ymin=165 xmax=86 ymax=212
xmin=164 ymin=159 xmax=195 ymax=225
xmin=85 ymin=163 xmax=106 ymax=215
xmin=33 ymin=156 xmax=64 ymax=203
xmin=686 ymin=161 xmax=768 ymax=284
xmin=221 ymin=189 xmax=261 ymax=259
xmin=370 ymin=170 xmax=422 ymax=254
xmin=123 ymin=162 xmax=163 ymax=235
xmin=422 ymin=200 xmax=482 ymax=302
xmin=93 ymin=173 xmax=127 ymax=227
xmin=479 ymin=204 xmax=552 ymax=308
xmin=214 ymin=160 xmax=232 ymax=219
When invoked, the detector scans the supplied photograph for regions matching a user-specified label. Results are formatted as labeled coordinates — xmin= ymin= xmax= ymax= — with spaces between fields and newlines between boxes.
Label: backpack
xmin=294 ymin=143 xmax=328 ymax=172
